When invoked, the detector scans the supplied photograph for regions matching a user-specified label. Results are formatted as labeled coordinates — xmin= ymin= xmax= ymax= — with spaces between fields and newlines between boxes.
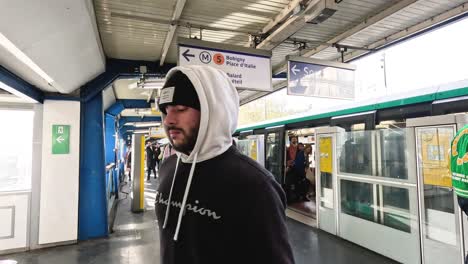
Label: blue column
xmin=79 ymin=92 xmax=107 ymax=240
xmin=104 ymin=113 xmax=116 ymax=165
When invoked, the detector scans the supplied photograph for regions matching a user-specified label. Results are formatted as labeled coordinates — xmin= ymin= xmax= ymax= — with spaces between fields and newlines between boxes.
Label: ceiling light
xmin=134 ymin=122 xmax=161 ymax=128
xmin=134 ymin=129 xmax=149 ymax=134
xmin=141 ymin=84 xmax=163 ymax=89
xmin=0 ymin=33 xmax=54 ymax=84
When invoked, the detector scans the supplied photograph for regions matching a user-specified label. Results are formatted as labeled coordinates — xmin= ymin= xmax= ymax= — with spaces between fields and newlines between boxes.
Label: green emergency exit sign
xmin=52 ymin=125 xmax=70 ymax=154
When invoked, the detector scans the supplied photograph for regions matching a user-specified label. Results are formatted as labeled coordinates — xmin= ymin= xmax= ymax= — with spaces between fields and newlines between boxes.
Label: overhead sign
xmin=52 ymin=125 xmax=70 ymax=154
xmin=178 ymin=38 xmax=272 ymax=91
xmin=287 ymin=56 xmax=356 ymax=99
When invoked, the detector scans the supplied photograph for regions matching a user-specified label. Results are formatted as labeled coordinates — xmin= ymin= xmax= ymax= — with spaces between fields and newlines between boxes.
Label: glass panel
xmin=337 ymin=128 xmax=410 ymax=180
xmin=341 ymin=180 xmax=413 ymax=233
xmin=320 ymin=172 xmax=333 ymax=208
xmin=417 ymin=126 xmax=458 ymax=244
xmin=338 ymin=131 xmax=372 ymax=175
xmin=265 ymin=132 xmax=281 ymax=183
xmin=379 ymin=129 xmax=408 ymax=179
xmin=340 ymin=180 xmax=374 ymax=221
xmin=381 ymin=186 xmax=411 ymax=233
xmin=0 ymin=110 xmax=34 ymax=192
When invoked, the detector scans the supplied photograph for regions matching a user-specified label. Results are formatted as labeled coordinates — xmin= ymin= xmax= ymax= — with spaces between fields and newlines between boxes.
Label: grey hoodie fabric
xmin=155 ymin=65 xmax=295 ymax=264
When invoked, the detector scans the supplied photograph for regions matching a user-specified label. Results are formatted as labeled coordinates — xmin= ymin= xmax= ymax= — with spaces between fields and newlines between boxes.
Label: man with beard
xmin=155 ymin=66 xmax=295 ymax=264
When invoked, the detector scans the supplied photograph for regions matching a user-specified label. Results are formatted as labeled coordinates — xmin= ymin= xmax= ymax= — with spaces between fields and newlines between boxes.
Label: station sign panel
xmin=52 ymin=124 xmax=70 ymax=154
xmin=287 ymin=56 xmax=356 ymax=99
xmin=178 ymin=38 xmax=273 ymax=91
xmin=149 ymin=127 xmax=165 ymax=138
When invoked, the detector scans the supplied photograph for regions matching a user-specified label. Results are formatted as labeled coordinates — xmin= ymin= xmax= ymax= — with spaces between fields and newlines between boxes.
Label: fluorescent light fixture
xmin=0 ymin=33 xmax=54 ymax=84
xmin=141 ymin=83 xmax=164 ymax=89
xmin=134 ymin=129 xmax=149 ymax=134
xmin=134 ymin=122 xmax=161 ymax=128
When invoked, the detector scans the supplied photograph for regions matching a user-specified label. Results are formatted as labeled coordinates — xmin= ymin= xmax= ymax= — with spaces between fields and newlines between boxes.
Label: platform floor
xmin=0 ymin=177 xmax=397 ymax=264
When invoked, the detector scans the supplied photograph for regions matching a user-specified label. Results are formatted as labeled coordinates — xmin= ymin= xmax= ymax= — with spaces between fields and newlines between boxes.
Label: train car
xmin=235 ymin=79 xmax=468 ymax=264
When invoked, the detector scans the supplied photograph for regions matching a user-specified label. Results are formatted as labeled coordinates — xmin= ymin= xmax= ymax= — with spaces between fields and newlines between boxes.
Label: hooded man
xmin=155 ymin=66 xmax=295 ymax=264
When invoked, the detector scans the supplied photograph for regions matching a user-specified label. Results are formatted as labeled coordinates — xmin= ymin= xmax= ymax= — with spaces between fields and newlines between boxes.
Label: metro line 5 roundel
xmin=213 ymin=53 xmax=225 ymax=65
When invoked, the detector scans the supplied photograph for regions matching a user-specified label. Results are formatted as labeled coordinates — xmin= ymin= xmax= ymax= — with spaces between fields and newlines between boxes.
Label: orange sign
xmin=213 ymin=53 xmax=225 ymax=65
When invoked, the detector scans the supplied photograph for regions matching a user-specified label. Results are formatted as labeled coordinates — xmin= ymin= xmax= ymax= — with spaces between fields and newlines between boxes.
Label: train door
xmin=407 ymin=114 xmax=468 ymax=264
xmin=315 ymin=127 xmax=342 ymax=235
xmin=264 ymin=126 xmax=285 ymax=184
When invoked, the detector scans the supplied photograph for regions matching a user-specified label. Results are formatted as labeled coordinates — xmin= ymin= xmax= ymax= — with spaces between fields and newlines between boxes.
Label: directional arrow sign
xmin=287 ymin=56 xmax=356 ymax=99
xmin=52 ymin=125 xmax=70 ymax=154
xmin=178 ymin=38 xmax=273 ymax=91
xmin=182 ymin=49 xmax=195 ymax=62
xmin=56 ymin=135 xmax=65 ymax=144
xmin=291 ymin=64 xmax=300 ymax=75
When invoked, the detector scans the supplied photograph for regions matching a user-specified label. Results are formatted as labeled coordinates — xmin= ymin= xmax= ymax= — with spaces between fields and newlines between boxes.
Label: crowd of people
xmin=284 ymin=135 xmax=314 ymax=204
xmin=123 ymin=140 xmax=176 ymax=181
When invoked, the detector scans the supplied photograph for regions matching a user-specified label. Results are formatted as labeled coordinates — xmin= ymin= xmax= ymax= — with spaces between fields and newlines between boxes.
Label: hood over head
xmin=157 ymin=65 xmax=239 ymax=241
xmin=159 ymin=65 xmax=239 ymax=163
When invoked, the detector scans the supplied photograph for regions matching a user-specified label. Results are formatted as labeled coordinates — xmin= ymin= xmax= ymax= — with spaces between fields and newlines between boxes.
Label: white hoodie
xmin=160 ymin=65 xmax=239 ymax=240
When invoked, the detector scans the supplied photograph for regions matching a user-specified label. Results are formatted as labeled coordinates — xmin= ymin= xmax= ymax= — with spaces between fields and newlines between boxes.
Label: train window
xmin=341 ymin=180 xmax=374 ymax=222
xmin=265 ymin=132 xmax=281 ymax=183
xmin=338 ymin=131 xmax=372 ymax=176
xmin=379 ymin=129 xmax=408 ymax=179
xmin=350 ymin=123 xmax=365 ymax=131
xmin=338 ymin=128 xmax=410 ymax=180
xmin=381 ymin=186 xmax=411 ymax=233
xmin=341 ymin=180 xmax=412 ymax=233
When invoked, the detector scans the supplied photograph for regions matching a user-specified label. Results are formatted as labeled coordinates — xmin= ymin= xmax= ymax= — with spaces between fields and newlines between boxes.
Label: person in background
xmin=450 ymin=125 xmax=468 ymax=264
xmin=125 ymin=144 xmax=132 ymax=181
xmin=285 ymin=136 xmax=299 ymax=203
xmin=155 ymin=66 xmax=294 ymax=264
xmin=286 ymin=136 xmax=298 ymax=168
xmin=293 ymin=145 xmax=312 ymax=201
xmin=146 ymin=141 xmax=156 ymax=181
xmin=153 ymin=143 xmax=161 ymax=177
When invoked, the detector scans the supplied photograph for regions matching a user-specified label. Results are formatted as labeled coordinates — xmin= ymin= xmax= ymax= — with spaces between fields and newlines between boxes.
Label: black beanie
xmin=158 ymin=71 xmax=201 ymax=114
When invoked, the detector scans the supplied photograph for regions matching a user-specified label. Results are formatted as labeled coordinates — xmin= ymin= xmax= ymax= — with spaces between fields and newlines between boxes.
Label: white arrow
xmin=291 ymin=64 xmax=300 ymax=75
xmin=56 ymin=135 xmax=65 ymax=144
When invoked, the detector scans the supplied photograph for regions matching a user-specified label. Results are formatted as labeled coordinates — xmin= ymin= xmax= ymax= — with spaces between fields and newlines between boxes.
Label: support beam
xmin=343 ymin=3 xmax=468 ymax=62
xmin=261 ymin=0 xmax=303 ymax=35
xmin=302 ymin=0 xmax=417 ymax=58
xmin=79 ymin=59 xmax=175 ymax=103
xmin=106 ymin=99 xmax=152 ymax=116
xmin=273 ymin=0 xmax=417 ymax=74
xmin=111 ymin=12 xmax=256 ymax=36
xmin=160 ymin=0 xmax=187 ymax=66
xmin=256 ymin=0 xmax=335 ymax=50
xmin=79 ymin=92 xmax=107 ymax=240
xmin=0 ymin=65 xmax=44 ymax=103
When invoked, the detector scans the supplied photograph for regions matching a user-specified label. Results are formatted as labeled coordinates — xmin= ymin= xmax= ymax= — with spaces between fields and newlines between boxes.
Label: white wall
xmin=39 ymin=100 xmax=80 ymax=244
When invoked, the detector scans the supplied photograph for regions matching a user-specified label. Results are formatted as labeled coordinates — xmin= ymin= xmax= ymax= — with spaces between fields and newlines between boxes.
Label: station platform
xmin=0 ymin=178 xmax=397 ymax=264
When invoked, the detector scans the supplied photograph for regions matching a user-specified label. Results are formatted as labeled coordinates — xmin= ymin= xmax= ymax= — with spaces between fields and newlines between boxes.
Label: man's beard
xmin=166 ymin=126 xmax=199 ymax=155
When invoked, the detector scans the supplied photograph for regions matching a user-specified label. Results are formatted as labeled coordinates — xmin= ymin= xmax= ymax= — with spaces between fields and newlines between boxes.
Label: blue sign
xmin=287 ymin=59 xmax=355 ymax=99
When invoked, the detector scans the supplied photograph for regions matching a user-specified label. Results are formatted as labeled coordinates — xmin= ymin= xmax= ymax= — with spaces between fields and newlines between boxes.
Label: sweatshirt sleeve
xmin=244 ymin=176 xmax=296 ymax=264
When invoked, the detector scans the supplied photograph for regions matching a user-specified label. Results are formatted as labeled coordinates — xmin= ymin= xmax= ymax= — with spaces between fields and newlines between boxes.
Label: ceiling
xmin=1 ymin=0 xmax=468 ymax=109
xmin=0 ymin=0 xmax=105 ymax=95
xmin=94 ymin=0 xmax=468 ymax=105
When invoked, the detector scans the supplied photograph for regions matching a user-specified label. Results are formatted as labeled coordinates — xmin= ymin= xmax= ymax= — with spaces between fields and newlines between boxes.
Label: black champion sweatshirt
xmin=155 ymin=146 xmax=295 ymax=264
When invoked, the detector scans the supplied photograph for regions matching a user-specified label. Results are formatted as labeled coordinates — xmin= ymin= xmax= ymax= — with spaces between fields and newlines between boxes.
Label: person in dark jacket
xmin=155 ymin=66 xmax=295 ymax=264
xmin=146 ymin=141 xmax=156 ymax=181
